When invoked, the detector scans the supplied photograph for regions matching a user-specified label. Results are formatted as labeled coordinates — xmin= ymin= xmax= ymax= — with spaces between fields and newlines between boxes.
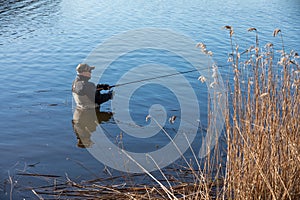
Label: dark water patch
xmin=34 ymin=89 xmax=52 ymax=93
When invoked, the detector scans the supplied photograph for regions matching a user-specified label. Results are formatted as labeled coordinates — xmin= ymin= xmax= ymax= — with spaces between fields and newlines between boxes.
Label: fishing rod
xmin=107 ymin=68 xmax=199 ymax=89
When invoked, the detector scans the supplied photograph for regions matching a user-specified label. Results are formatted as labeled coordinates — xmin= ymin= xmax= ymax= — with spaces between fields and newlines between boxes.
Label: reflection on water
xmin=72 ymin=108 xmax=113 ymax=148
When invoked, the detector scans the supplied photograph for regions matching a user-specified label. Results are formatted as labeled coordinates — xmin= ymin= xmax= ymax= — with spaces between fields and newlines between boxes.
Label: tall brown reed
xmin=223 ymin=27 xmax=300 ymax=200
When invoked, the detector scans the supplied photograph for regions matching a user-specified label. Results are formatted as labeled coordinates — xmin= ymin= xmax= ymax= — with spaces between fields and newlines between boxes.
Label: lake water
xmin=1 ymin=0 xmax=299 ymax=199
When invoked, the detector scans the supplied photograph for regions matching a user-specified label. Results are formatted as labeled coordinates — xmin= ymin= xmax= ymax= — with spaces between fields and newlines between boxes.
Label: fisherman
xmin=72 ymin=63 xmax=113 ymax=148
xmin=72 ymin=63 xmax=113 ymax=109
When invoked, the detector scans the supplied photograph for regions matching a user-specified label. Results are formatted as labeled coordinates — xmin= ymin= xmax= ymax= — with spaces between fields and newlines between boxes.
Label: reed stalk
xmin=223 ymin=27 xmax=300 ymax=200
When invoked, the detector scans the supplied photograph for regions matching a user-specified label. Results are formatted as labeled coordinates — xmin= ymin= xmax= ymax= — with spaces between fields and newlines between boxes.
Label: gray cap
xmin=76 ymin=63 xmax=95 ymax=73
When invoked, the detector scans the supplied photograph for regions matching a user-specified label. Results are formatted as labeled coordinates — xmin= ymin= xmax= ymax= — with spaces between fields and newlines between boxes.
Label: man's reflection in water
xmin=72 ymin=108 xmax=113 ymax=148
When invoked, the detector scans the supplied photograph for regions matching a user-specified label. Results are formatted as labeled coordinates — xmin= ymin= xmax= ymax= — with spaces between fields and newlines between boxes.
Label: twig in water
xmin=8 ymin=171 xmax=13 ymax=200
xmin=32 ymin=189 xmax=44 ymax=200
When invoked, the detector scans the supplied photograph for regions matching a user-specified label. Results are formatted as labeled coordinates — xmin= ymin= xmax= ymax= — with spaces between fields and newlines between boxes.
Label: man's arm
xmin=95 ymin=90 xmax=112 ymax=105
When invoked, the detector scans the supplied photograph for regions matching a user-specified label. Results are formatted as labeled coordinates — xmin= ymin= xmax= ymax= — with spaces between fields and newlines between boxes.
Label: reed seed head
xmin=223 ymin=25 xmax=234 ymax=37
xmin=145 ymin=115 xmax=151 ymax=122
xmin=278 ymin=56 xmax=288 ymax=66
xmin=223 ymin=25 xmax=232 ymax=30
xmin=247 ymin=27 xmax=257 ymax=32
xmin=169 ymin=116 xmax=177 ymax=124
xmin=196 ymin=42 xmax=206 ymax=50
xmin=198 ymin=75 xmax=207 ymax=83
xmin=273 ymin=28 xmax=281 ymax=37
xmin=265 ymin=42 xmax=273 ymax=48
xmin=227 ymin=57 xmax=233 ymax=62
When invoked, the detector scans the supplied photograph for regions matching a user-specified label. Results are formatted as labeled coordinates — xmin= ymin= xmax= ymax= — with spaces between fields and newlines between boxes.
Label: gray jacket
xmin=72 ymin=75 xmax=111 ymax=109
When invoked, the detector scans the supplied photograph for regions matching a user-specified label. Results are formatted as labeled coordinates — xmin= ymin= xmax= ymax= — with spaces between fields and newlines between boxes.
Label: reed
xmin=223 ymin=27 xmax=300 ymax=200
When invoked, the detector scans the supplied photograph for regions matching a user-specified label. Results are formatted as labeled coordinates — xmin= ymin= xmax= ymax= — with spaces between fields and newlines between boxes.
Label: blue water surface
xmin=0 ymin=0 xmax=299 ymax=198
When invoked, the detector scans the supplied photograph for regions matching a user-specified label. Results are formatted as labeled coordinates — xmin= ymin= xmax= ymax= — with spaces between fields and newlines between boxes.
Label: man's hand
xmin=97 ymin=84 xmax=110 ymax=90
xmin=108 ymin=90 xmax=114 ymax=100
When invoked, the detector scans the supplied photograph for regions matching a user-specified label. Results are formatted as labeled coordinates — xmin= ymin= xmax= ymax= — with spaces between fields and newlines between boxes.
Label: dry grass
xmin=223 ymin=27 xmax=300 ymax=200
xmin=11 ymin=27 xmax=300 ymax=199
xmin=15 ymin=168 xmax=221 ymax=199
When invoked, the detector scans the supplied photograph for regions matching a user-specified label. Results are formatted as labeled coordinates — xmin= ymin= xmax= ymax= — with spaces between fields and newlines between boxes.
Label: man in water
xmin=72 ymin=63 xmax=113 ymax=109
xmin=72 ymin=63 xmax=113 ymax=148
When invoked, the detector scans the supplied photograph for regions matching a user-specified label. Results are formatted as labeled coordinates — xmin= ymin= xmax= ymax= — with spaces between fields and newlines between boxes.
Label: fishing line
xmin=105 ymin=64 xmax=229 ymax=89
xmin=108 ymin=68 xmax=199 ymax=88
